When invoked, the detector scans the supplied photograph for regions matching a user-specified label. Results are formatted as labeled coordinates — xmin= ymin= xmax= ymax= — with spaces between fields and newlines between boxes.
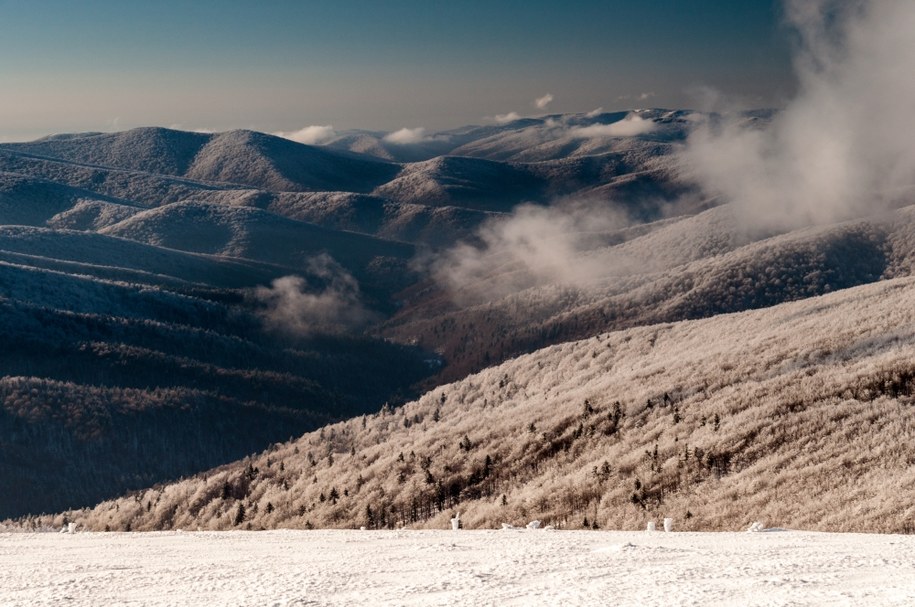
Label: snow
xmin=1 ymin=530 xmax=914 ymax=606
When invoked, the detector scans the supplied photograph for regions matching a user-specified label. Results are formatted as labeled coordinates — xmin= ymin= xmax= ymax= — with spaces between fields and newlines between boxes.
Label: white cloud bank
xmin=570 ymin=114 xmax=657 ymax=138
xmin=681 ymin=0 xmax=915 ymax=229
xmin=253 ymin=255 xmax=375 ymax=336
xmin=493 ymin=112 xmax=522 ymax=125
xmin=383 ymin=127 xmax=432 ymax=145
xmin=433 ymin=203 xmax=633 ymax=300
xmin=274 ymin=125 xmax=337 ymax=145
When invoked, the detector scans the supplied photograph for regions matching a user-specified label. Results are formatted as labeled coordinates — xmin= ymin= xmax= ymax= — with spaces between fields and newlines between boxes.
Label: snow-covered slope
xmin=46 ymin=274 xmax=915 ymax=533
xmin=2 ymin=530 xmax=913 ymax=607
xmin=265 ymin=191 xmax=498 ymax=245
xmin=0 ymin=172 xmax=134 ymax=227
xmin=373 ymin=156 xmax=545 ymax=211
xmin=4 ymin=127 xmax=402 ymax=194
xmin=185 ymin=130 xmax=400 ymax=192
xmin=98 ymin=200 xmax=415 ymax=293
xmin=0 ymin=225 xmax=284 ymax=288
xmin=383 ymin=203 xmax=912 ymax=381
xmin=3 ymin=127 xmax=211 ymax=175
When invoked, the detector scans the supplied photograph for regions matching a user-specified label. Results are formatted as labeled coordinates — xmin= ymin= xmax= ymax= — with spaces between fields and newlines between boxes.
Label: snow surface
xmin=2 ymin=530 xmax=914 ymax=606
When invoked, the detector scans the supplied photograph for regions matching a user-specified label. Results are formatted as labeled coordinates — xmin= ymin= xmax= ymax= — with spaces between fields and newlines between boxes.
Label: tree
xmin=234 ymin=503 xmax=246 ymax=526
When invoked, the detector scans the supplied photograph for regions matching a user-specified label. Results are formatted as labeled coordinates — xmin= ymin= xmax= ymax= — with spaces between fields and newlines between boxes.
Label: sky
xmin=0 ymin=0 xmax=794 ymax=141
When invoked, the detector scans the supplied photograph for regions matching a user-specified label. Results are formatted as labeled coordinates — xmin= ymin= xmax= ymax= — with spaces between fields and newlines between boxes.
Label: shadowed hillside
xmin=0 ymin=226 xmax=433 ymax=519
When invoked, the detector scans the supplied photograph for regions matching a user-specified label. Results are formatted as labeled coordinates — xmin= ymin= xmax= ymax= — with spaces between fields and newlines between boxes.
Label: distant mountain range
xmin=3 ymin=108 xmax=914 ymax=530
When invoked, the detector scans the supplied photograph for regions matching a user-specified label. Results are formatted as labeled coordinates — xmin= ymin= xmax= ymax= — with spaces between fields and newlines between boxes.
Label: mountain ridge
xmin=5 ymin=108 xmax=914 ymax=530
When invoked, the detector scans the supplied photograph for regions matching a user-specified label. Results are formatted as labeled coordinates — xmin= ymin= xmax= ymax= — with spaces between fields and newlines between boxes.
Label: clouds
xmin=492 ymin=93 xmax=555 ymax=125
xmin=169 ymin=124 xmax=214 ymax=134
xmin=383 ymin=127 xmax=432 ymax=145
xmin=570 ymin=114 xmax=657 ymax=138
xmin=252 ymin=255 xmax=375 ymax=337
xmin=433 ymin=203 xmax=634 ymax=302
xmin=680 ymin=0 xmax=915 ymax=230
xmin=493 ymin=112 xmax=522 ymax=125
xmin=534 ymin=93 xmax=554 ymax=110
xmin=274 ymin=125 xmax=337 ymax=145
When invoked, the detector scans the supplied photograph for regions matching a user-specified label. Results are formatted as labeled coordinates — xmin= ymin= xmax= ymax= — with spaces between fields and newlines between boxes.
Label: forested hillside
xmin=36 ymin=276 xmax=915 ymax=533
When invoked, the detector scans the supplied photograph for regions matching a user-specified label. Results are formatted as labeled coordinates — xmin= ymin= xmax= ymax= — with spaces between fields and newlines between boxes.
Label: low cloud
xmin=274 ymin=125 xmax=337 ymax=145
xmin=680 ymin=0 xmax=915 ymax=231
xmin=570 ymin=114 xmax=657 ymax=138
xmin=169 ymin=124 xmax=215 ymax=134
xmin=493 ymin=112 xmax=522 ymax=124
xmin=534 ymin=93 xmax=554 ymax=110
xmin=383 ymin=127 xmax=432 ymax=145
xmin=433 ymin=202 xmax=634 ymax=302
xmin=252 ymin=255 xmax=375 ymax=336
xmin=584 ymin=107 xmax=604 ymax=118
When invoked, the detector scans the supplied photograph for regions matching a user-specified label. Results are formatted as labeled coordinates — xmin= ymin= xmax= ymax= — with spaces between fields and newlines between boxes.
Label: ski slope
xmin=1 ymin=529 xmax=913 ymax=606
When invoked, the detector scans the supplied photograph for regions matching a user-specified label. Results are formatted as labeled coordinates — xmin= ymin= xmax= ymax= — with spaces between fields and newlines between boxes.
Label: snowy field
xmin=2 ymin=529 xmax=914 ymax=606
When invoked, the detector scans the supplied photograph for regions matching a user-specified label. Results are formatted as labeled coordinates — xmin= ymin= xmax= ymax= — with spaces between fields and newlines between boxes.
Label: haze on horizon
xmin=0 ymin=0 xmax=793 ymax=142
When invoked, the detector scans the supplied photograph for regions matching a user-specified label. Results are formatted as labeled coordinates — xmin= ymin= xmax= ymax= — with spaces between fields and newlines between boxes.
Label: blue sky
xmin=0 ymin=0 xmax=794 ymax=140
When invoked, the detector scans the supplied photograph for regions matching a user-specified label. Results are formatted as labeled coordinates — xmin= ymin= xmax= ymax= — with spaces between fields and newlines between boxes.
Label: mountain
xmin=324 ymin=130 xmax=456 ymax=163
xmin=0 ymin=172 xmax=136 ymax=227
xmin=185 ymin=130 xmax=400 ymax=192
xmin=0 ymin=115 xmax=697 ymax=248
xmin=4 ymin=128 xmax=211 ymax=175
xmin=5 ymin=109 xmax=912 ymax=528
xmin=5 ymin=127 xmax=401 ymax=194
xmin=373 ymin=156 xmax=545 ymax=212
xmin=381 ymin=204 xmax=909 ymax=382
xmin=0 ymin=226 xmax=283 ymax=288
xmin=265 ymin=192 xmax=498 ymax=246
xmin=98 ymin=200 xmax=416 ymax=295
xmin=447 ymin=110 xmax=693 ymax=162
xmin=0 ymin=224 xmax=433 ymax=519
xmin=40 ymin=274 xmax=915 ymax=532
